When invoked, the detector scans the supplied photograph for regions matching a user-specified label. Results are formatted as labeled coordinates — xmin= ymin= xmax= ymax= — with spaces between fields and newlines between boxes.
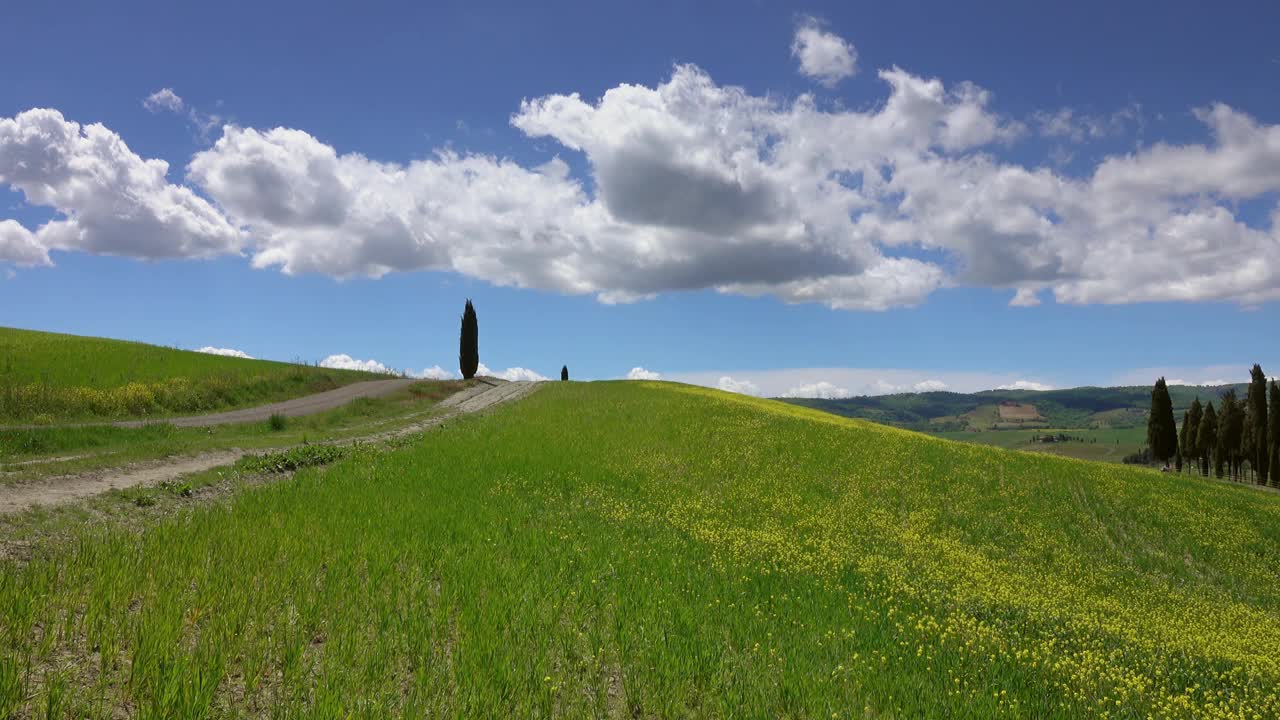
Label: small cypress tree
xmin=1247 ymin=364 xmax=1269 ymax=485
xmin=561 ymin=365 xmax=569 ymax=381
xmin=458 ymin=299 xmax=479 ymax=380
xmin=1197 ymin=402 xmax=1218 ymax=477
xmin=1146 ymin=377 xmax=1178 ymax=466
xmin=1270 ymin=381 xmax=1280 ymax=489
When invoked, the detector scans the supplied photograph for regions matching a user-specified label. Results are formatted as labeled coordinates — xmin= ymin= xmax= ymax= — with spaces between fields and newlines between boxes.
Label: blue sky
xmin=2 ymin=0 xmax=1278 ymax=396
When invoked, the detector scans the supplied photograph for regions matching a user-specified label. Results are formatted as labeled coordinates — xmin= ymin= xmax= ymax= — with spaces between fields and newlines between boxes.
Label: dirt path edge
xmin=0 ymin=380 xmax=539 ymax=514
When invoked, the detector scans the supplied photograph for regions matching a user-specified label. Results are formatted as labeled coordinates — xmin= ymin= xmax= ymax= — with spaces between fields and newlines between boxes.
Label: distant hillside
xmin=784 ymin=384 xmax=1248 ymax=432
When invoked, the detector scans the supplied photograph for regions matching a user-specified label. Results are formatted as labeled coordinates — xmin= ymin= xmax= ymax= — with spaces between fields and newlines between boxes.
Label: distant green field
xmin=789 ymin=382 xmax=1250 ymax=465
xmin=932 ymin=425 xmax=1146 ymax=462
xmin=4 ymin=381 xmax=1278 ymax=717
xmin=0 ymin=327 xmax=378 ymax=422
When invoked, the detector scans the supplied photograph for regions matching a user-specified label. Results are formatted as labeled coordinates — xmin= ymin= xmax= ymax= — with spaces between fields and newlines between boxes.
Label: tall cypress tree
xmin=1247 ymin=364 xmax=1269 ymax=485
xmin=1147 ymin=377 xmax=1178 ymax=466
xmin=1219 ymin=390 xmax=1243 ymax=480
xmin=1177 ymin=409 xmax=1187 ymax=471
xmin=1197 ymin=402 xmax=1218 ymax=477
xmin=458 ymin=299 xmax=479 ymax=380
xmin=1184 ymin=398 xmax=1202 ymax=474
xmin=1177 ymin=410 xmax=1190 ymax=472
xmin=1270 ymin=381 xmax=1280 ymax=489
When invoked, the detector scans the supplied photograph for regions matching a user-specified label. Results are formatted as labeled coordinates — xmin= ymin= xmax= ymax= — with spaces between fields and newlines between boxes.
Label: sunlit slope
xmin=0 ymin=326 xmax=376 ymax=421
xmin=5 ymin=381 xmax=1280 ymax=717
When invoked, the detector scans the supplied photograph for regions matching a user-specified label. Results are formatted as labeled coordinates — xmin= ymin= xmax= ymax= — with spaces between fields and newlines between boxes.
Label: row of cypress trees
xmin=1148 ymin=365 xmax=1280 ymax=487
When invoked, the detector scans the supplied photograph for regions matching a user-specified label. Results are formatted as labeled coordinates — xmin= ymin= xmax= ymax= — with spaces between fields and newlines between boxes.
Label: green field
xmin=0 ymin=380 xmax=469 ymax=484
xmin=0 ymin=327 xmax=379 ymax=422
xmin=3 ymin=381 xmax=1279 ymax=717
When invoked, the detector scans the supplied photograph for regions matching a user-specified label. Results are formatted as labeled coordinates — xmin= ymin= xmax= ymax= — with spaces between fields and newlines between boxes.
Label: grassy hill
xmin=0 ymin=326 xmax=379 ymax=422
xmin=4 ymin=381 xmax=1279 ymax=717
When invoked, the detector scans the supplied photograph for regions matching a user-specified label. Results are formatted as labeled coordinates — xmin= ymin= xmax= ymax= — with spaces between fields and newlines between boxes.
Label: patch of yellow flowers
xmin=579 ymin=382 xmax=1280 ymax=718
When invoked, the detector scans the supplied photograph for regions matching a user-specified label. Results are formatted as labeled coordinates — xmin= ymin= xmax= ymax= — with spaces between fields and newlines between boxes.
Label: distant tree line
xmin=1147 ymin=365 xmax=1279 ymax=487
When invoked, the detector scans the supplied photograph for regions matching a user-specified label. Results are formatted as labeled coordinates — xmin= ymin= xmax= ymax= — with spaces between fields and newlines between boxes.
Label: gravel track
xmin=0 ymin=380 xmax=539 ymax=514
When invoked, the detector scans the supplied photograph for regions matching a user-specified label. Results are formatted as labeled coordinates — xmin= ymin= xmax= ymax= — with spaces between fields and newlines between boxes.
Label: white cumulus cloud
xmin=791 ymin=17 xmax=858 ymax=86
xmin=718 ymin=376 xmax=762 ymax=396
xmin=913 ymin=379 xmax=950 ymax=392
xmin=494 ymin=367 xmax=549 ymax=382
xmin=782 ymin=381 xmax=852 ymax=399
xmin=995 ymin=380 xmax=1055 ymax=391
xmin=320 ymin=354 xmax=395 ymax=374
xmin=4 ymin=48 xmax=1279 ymax=310
xmin=143 ymin=88 xmax=185 ymax=114
xmin=0 ymin=109 xmax=242 ymax=261
xmin=476 ymin=363 xmax=548 ymax=382
xmin=1166 ymin=378 xmax=1230 ymax=387
xmin=1009 ymin=288 xmax=1041 ymax=307
xmin=409 ymin=365 xmax=457 ymax=380
xmin=626 ymin=367 xmax=662 ymax=380
xmin=196 ymin=346 xmax=253 ymax=359
xmin=0 ymin=219 xmax=50 ymax=266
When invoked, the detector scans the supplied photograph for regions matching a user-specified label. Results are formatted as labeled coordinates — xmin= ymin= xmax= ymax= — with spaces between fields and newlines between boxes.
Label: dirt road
xmin=124 ymin=378 xmax=422 ymax=428
xmin=0 ymin=380 xmax=539 ymax=514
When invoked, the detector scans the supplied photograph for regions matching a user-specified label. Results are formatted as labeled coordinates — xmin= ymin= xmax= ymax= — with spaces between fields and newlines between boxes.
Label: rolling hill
xmin=783 ymin=384 xmax=1247 ymax=432
xmin=4 ymin=381 xmax=1278 ymax=717
xmin=0 ymin=326 xmax=380 ymax=422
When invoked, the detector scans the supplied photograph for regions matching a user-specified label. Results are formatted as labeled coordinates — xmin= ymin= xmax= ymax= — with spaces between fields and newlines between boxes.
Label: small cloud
xmin=320 ymin=353 xmax=395 ymax=374
xmin=477 ymin=362 xmax=548 ymax=382
xmin=782 ymin=381 xmax=852 ymax=399
xmin=626 ymin=367 xmax=661 ymax=380
xmin=143 ymin=88 xmax=185 ymax=114
xmin=3 ymin=268 xmax=15 ymax=280
xmin=913 ymin=379 xmax=949 ymax=392
xmin=409 ymin=365 xmax=457 ymax=380
xmin=495 ymin=367 xmax=549 ymax=382
xmin=866 ymin=380 xmax=901 ymax=395
xmin=791 ymin=16 xmax=857 ymax=87
xmin=995 ymin=380 xmax=1055 ymax=391
xmin=1168 ymin=378 xmax=1229 ymax=387
xmin=142 ymin=87 xmax=223 ymax=142
xmin=1009 ymin=288 xmax=1041 ymax=307
xmin=718 ymin=376 xmax=761 ymax=396
xmin=196 ymin=346 xmax=253 ymax=359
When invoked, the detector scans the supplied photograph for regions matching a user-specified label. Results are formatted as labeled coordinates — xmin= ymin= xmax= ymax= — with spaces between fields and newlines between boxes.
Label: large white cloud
xmin=4 ymin=53 xmax=1280 ymax=309
xmin=196 ymin=346 xmax=253 ymax=359
xmin=0 ymin=109 xmax=242 ymax=261
xmin=791 ymin=17 xmax=858 ymax=87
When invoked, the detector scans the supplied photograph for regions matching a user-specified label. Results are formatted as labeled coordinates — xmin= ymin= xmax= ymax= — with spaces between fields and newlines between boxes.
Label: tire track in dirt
xmin=0 ymin=380 xmax=540 ymax=514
